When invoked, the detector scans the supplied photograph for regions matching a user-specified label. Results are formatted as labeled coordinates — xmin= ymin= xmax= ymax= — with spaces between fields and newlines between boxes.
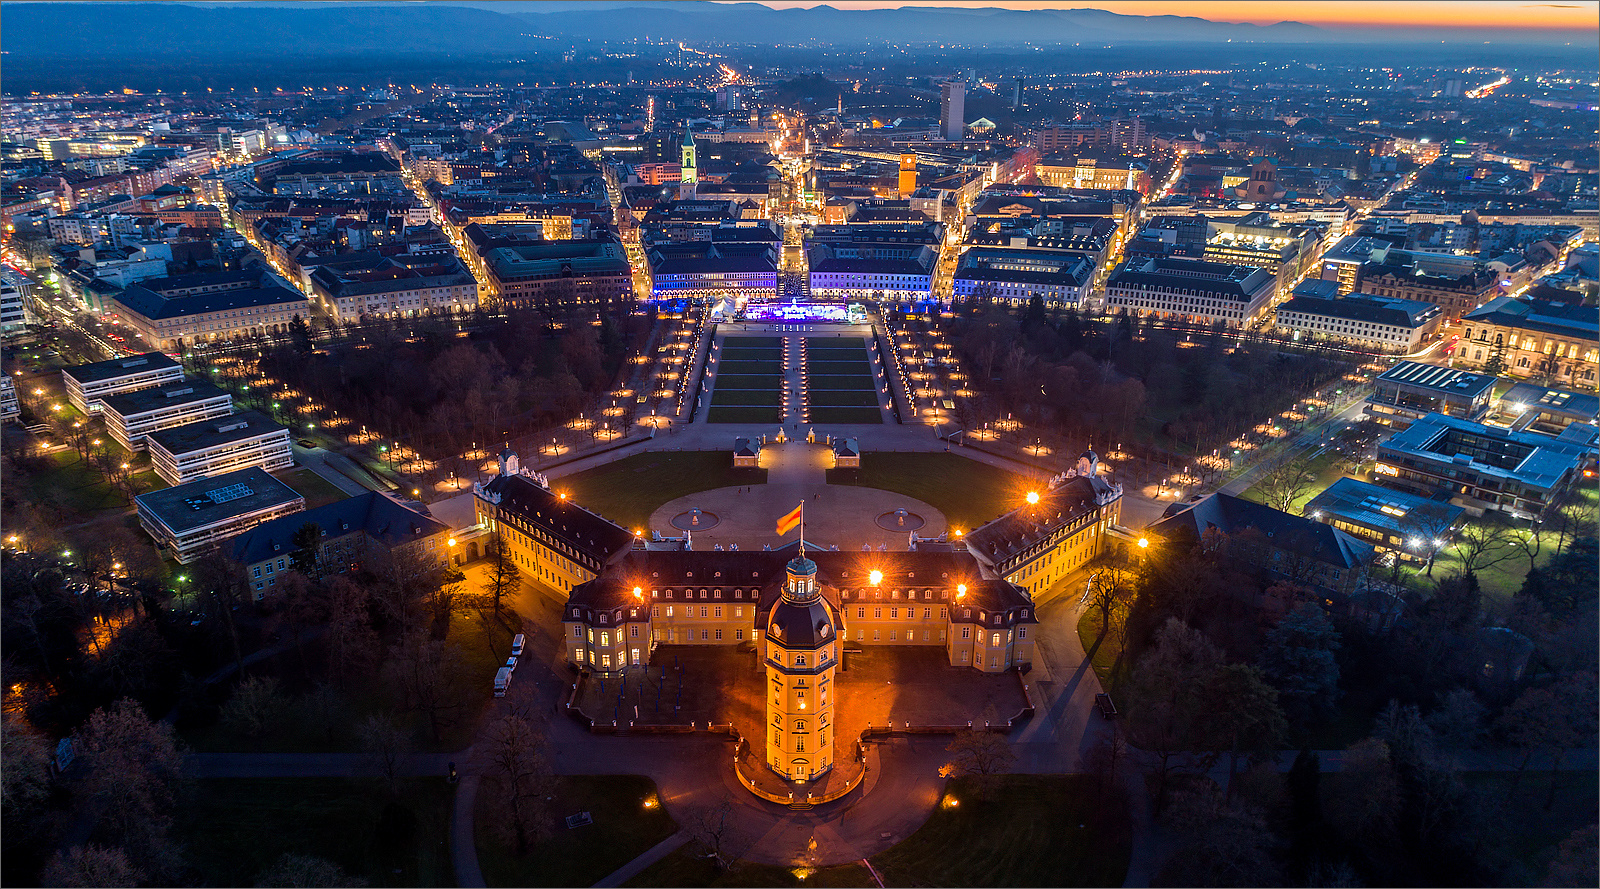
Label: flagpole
xmin=799 ymin=501 xmax=805 ymax=556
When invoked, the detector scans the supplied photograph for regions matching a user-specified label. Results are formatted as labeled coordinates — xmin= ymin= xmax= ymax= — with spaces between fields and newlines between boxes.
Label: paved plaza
xmin=646 ymin=441 xmax=948 ymax=551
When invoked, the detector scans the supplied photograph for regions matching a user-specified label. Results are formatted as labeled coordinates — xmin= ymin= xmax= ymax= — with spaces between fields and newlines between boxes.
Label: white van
xmin=510 ymin=634 xmax=525 ymax=658
xmin=494 ymin=666 xmax=512 ymax=697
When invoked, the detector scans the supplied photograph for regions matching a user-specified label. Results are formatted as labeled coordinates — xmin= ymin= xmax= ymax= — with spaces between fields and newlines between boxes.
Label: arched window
xmin=794 ymin=719 xmax=807 ymax=732
xmin=795 ymin=654 xmax=807 ymax=666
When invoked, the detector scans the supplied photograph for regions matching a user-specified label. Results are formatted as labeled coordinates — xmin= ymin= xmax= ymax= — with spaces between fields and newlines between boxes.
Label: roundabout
xmin=669 ymin=507 xmax=721 ymax=531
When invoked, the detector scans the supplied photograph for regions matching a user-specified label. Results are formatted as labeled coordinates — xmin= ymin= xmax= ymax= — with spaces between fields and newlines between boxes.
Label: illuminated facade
xmin=763 ymin=554 xmax=840 ymax=782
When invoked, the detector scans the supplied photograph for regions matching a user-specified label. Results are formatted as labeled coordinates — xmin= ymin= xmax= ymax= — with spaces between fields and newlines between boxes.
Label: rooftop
xmin=100 ymin=380 xmax=231 ymax=417
xmin=136 ymin=466 xmax=303 ymax=536
xmin=229 ymin=490 xmax=447 ymax=565
xmin=1374 ymin=361 xmax=1496 ymax=399
xmin=145 ymin=409 xmax=286 ymax=455
xmin=62 ymin=351 xmax=181 ymax=385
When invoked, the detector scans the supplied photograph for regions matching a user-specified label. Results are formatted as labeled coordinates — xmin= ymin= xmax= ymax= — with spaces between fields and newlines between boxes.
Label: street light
xmin=956 ymin=583 xmax=967 ymax=600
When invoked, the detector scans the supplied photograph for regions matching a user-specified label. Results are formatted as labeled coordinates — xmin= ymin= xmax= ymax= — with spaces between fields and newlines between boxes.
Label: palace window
xmin=962 ymin=627 xmax=971 ymax=639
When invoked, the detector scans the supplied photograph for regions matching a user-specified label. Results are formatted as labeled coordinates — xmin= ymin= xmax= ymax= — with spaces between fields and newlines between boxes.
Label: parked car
xmin=504 ymin=656 xmax=517 ymax=673
xmin=1094 ymin=693 xmax=1118 ymax=720
xmin=511 ymin=634 xmax=525 ymax=657
xmin=494 ymin=666 xmax=512 ymax=697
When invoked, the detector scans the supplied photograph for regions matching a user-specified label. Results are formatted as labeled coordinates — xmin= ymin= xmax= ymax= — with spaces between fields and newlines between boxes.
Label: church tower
xmin=763 ymin=552 xmax=840 ymax=783
xmin=679 ymin=128 xmax=698 ymax=200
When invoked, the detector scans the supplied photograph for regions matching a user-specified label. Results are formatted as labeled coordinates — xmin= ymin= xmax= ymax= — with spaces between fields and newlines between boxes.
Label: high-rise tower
xmin=940 ymin=79 xmax=965 ymax=142
xmin=763 ymin=552 xmax=840 ymax=783
xmin=898 ymin=152 xmax=917 ymax=198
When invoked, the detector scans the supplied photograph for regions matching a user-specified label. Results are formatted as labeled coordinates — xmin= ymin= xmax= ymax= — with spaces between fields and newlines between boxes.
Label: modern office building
xmin=1365 ymin=361 xmax=1496 ymax=428
xmin=940 ymin=80 xmax=966 ymax=141
xmin=62 ymin=352 xmax=186 ymax=412
xmin=100 ymin=380 xmax=234 ymax=451
xmin=135 ymin=466 xmax=305 ymax=564
xmin=1493 ymin=383 xmax=1600 ymax=437
xmin=230 ymin=490 xmax=451 ymax=598
xmin=0 ymin=376 xmax=19 ymax=423
xmin=1105 ymin=256 xmax=1276 ymax=326
xmin=1375 ymin=412 xmax=1591 ymax=520
xmin=145 ymin=409 xmax=292 ymax=485
xmin=1305 ymin=477 xmax=1466 ymax=562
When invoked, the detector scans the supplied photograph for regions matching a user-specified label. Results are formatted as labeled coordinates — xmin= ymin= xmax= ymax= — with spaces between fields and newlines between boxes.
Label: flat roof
xmin=1500 ymin=382 xmax=1600 ymax=423
xmin=101 ymin=380 xmax=231 ymax=416
xmin=62 ymin=352 xmax=182 ymax=385
xmin=136 ymin=466 xmax=304 ymax=536
xmin=1306 ymin=477 xmax=1465 ymax=534
xmin=1374 ymin=361 xmax=1495 ymax=399
xmin=145 ymin=409 xmax=286 ymax=455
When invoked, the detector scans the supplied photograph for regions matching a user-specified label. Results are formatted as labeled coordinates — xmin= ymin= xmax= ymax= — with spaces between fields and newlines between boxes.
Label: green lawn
xmin=824 ymin=452 xmax=1029 ymax=533
xmin=708 ymin=406 xmax=784 ymax=424
xmin=19 ymin=450 xmax=145 ymax=516
xmin=1075 ymin=607 xmax=1129 ymax=697
xmin=871 ymin=775 xmax=1132 ymax=888
xmin=717 ymin=360 xmax=784 ymax=375
xmin=477 ymin=775 xmax=677 ymax=888
xmin=808 ymin=375 xmax=878 ymax=390
xmin=560 ymin=451 xmax=769 ymax=529
xmin=623 ymin=848 xmax=871 ymax=888
xmin=808 ymin=406 xmax=885 ymax=425
xmin=710 ymin=390 xmax=782 ymax=407
xmin=724 ymin=336 xmax=782 ymax=348
xmin=276 ymin=466 xmax=352 ymax=510
xmin=809 ymin=361 xmax=872 ymax=375
xmin=1391 ymin=482 xmax=1598 ymax=604
xmin=1238 ymin=450 xmax=1344 ymax=515
xmin=807 ymin=390 xmax=880 ymax=407
xmin=711 ymin=374 xmax=783 ymax=390
xmin=177 ymin=778 xmax=453 ymax=887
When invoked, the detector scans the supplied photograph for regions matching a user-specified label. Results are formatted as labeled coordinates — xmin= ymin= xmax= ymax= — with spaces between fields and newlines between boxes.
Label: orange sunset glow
xmin=746 ymin=1 xmax=1600 ymax=31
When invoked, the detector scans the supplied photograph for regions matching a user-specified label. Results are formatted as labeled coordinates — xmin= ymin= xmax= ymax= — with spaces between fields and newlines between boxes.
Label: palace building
xmin=473 ymin=449 xmax=1123 ymax=677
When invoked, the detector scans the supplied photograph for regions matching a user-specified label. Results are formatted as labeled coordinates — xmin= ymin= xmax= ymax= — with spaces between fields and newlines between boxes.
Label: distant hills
xmin=3 ymin=0 xmax=1586 ymax=60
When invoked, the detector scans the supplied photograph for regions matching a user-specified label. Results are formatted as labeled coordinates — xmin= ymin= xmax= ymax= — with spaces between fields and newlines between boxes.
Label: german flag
xmin=776 ymin=502 xmax=803 ymax=537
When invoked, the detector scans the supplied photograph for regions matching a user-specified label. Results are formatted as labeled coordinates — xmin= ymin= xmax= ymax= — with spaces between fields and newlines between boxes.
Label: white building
xmin=99 ymin=380 xmax=234 ymax=451
xmin=952 ymin=246 xmax=1095 ymax=307
xmin=1273 ymin=281 xmax=1442 ymax=352
xmin=808 ymin=246 xmax=935 ymax=301
xmin=62 ymin=352 xmax=187 ymax=413
xmin=1 ymin=274 xmax=35 ymax=337
xmin=1105 ymin=256 xmax=1276 ymax=327
xmin=135 ymin=466 xmax=305 ymax=565
xmin=1 ymin=376 xmax=19 ymax=422
xmin=145 ymin=409 xmax=292 ymax=486
xmin=940 ymin=80 xmax=966 ymax=142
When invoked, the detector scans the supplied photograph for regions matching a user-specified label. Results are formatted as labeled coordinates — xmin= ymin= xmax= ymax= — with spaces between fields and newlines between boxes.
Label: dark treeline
xmin=250 ymin=305 xmax=645 ymax=460
xmin=935 ymin=298 xmax=1352 ymax=454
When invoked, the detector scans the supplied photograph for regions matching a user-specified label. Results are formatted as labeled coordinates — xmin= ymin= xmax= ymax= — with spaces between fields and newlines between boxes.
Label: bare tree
xmin=220 ymin=675 xmax=287 ymax=745
xmin=256 ymin=853 xmax=369 ymax=888
xmin=357 ymin=714 xmax=414 ymax=792
xmin=73 ymin=699 xmax=186 ymax=876
xmin=322 ymin=577 xmax=378 ymax=688
xmin=1084 ymin=566 xmax=1132 ymax=640
xmin=943 ymin=704 xmax=1018 ymax=799
xmin=1251 ymin=449 xmax=1319 ymax=515
xmin=1450 ymin=520 xmax=1518 ymax=576
xmin=480 ymin=534 xmax=520 ymax=621
xmin=684 ymin=799 xmax=751 ymax=873
xmin=41 ymin=845 xmax=144 ymax=888
xmin=383 ymin=631 xmax=472 ymax=741
xmin=483 ymin=712 xmax=556 ymax=856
